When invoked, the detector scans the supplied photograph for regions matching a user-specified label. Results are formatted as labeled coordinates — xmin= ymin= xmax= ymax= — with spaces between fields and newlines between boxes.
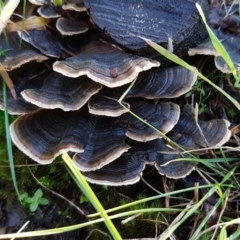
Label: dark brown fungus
xmin=56 ymin=17 xmax=89 ymax=35
xmin=73 ymin=117 xmax=130 ymax=171
xmin=168 ymin=113 xmax=231 ymax=149
xmin=10 ymin=107 xmax=129 ymax=168
xmin=188 ymin=39 xmax=217 ymax=56
xmin=88 ymin=95 xmax=129 ymax=117
xmin=53 ymin=41 xmax=160 ymax=87
xmin=19 ymin=29 xmax=66 ymax=58
xmin=1 ymin=49 xmax=48 ymax=71
xmin=151 ymin=139 xmax=196 ymax=179
xmin=127 ymin=66 xmax=197 ymax=99
xmin=82 ymin=152 xmax=146 ymax=186
xmin=10 ymin=108 xmax=92 ymax=164
xmin=37 ymin=5 xmax=61 ymax=18
xmin=83 ymin=0 xmax=208 ymax=60
xmin=82 ymin=138 xmax=195 ymax=185
xmin=0 ymin=77 xmax=41 ymax=115
xmin=123 ymin=101 xmax=180 ymax=141
xmin=0 ymin=33 xmax=48 ymax=71
xmin=81 ymin=140 xmax=155 ymax=185
xmin=188 ymin=29 xmax=240 ymax=73
xmin=74 ymin=100 xmax=180 ymax=171
xmin=21 ymin=72 xmax=102 ymax=111
xmin=62 ymin=0 xmax=86 ymax=12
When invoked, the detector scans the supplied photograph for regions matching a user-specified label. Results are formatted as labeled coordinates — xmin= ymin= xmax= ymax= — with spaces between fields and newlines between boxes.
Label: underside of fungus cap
xmin=19 ymin=29 xmax=66 ymax=58
xmin=88 ymin=95 xmax=129 ymax=117
xmin=56 ymin=17 xmax=89 ymax=35
xmin=53 ymin=41 xmax=160 ymax=87
xmin=127 ymin=66 xmax=197 ymax=99
xmin=122 ymin=100 xmax=180 ymax=141
xmin=188 ymin=29 xmax=240 ymax=74
xmin=21 ymin=72 xmax=102 ymax=111
xmin=168 ymin=113 xmax=231 ymax=149
xmin=73 ymin=116 xmax=130 ymax=171
xmin=10 ymin=108 xmax=92 ymax=164
xmin=151 ymin=139 xmax=196 ymax=179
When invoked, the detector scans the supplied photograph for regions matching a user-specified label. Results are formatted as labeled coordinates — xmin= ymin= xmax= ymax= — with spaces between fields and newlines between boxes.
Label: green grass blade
xmin=88 ymin=184 xmax=214 ymax=218
xmin=0 ymin=207 xmax=183 ymax=239
xmin=62 ymin=153 xmax=122 ymax=240
xmin=219 ymin=218 xmax=240 ymax=240
xmin=190 ymin=189 xmax=229 ymax=240
xmin=227 ymin=229 xmax=240 ymax=240
xmin=158 ymin=186 xmax=217 ymax=240
xmin=196 ymin=3 xmax=240 ymax=87
xmin=3 ymin=82 xmax=20 ymax=200
xmin=220 ymin=167 xmax=236 ymax=185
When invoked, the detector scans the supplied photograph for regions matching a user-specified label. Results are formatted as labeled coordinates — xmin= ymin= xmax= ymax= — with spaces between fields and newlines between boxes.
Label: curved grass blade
xmin=62 ymin=153 xmax=122 ymax=240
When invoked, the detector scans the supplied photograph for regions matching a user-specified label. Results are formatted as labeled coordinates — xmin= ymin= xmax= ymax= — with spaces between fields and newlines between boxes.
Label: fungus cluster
xmin=0 ymin=0 xmax=232 ymax=185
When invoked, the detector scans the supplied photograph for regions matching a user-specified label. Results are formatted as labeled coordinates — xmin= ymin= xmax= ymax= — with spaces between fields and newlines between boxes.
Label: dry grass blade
xmin=0 ymin=0 xmax=21 ymax=34
xmin=158 ymin=200 xmax=194 ymax=239
xmin=0 ymin=63 xmax=16 ymax=99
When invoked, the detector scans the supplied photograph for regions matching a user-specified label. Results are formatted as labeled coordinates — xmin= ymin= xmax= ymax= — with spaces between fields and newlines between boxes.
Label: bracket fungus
xmin=56 ymin=17 xmax=89 ymax=35
xmin=88 ymin=95 xmax=129 ymax=117
xmin=1 ymin=0 xmax=233 ymax=187
xmin=21 ymin=72 xmax=102 ymax=111
xmin=81 ymin=140 xmax=152 ymax=186
xmin=123 ymin=101 xmax=180 ymax=142
xmin=10 ymin=100 xmax=180 ymax=167
xmin=53 ymin=41 xmax=160 ymax=87
xmin=152 ymin=139 xmax=196 ymax=179
xmin=82 ymin=138 xmax=196 ymax=185
xmin=10 ymin=108 xmax=89 ymax=164
xmin=0 ymin=33 xmax=48 ymax=71
xmin=168 ymin=113 xmax=231 ymax=149
xmin=19 ymin=29 xmax=66 ymax=58
xmin=188 ymin=30 xmax=240 ymax=73
xmin=127 ymin=66 xmax=197 ymax=99
xmin=62 ymin=0 xmax=86 ymax=12
xmin=0 ymin=77 xmax=40 ymax=115
xmin=37 ymin=5 xmax=61 ymax=19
